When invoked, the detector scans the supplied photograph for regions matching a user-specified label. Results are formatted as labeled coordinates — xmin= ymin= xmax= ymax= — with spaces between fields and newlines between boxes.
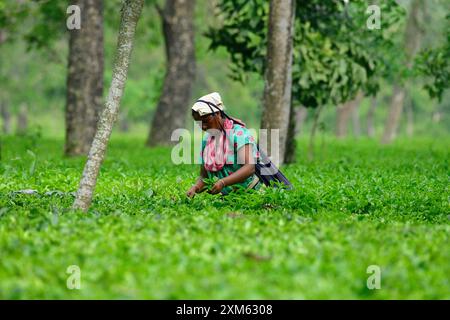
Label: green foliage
xmin=203 ymin=176 xmax=219 ymax=191
xmin=206 ymin=0 xmax=405 ymax=107
xmin=1 ymin=0 xmax=445 ymax=134
xmin=415 ymin=14 xmax=450 ymax=101
xmin=0 ymin=0 xmax=67 ymax=50
xmin=0 ymin=136 xmax=449 ymax=298
xmin=0 ymin=0 xmax=30 ymax=41
xmin=24 ymin=0 xmax=67 ymax=50
xmin=0 ymin=0 xmax=160 ymax=50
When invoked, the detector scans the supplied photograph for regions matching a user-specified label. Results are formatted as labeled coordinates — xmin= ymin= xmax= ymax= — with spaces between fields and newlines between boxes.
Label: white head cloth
xmin=192 ymin=92 xmax=225 ymax=116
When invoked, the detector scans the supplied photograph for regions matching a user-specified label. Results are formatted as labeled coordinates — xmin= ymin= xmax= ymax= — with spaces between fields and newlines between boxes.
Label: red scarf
xmin=203 ymin=118 xmax=246 ymax=172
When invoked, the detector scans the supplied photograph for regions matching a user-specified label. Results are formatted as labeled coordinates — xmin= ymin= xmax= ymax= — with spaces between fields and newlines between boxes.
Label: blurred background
xmin=0 ymin=0 xmax=448 ymax=155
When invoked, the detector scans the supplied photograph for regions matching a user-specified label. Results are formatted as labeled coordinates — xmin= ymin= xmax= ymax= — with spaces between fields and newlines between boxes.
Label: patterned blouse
xmin=200 ymin=123 xmax=260 ymax=194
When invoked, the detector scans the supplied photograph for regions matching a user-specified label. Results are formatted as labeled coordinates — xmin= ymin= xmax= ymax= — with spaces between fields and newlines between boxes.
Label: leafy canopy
xmin=206 ymin=0 xmax=405 ymax=108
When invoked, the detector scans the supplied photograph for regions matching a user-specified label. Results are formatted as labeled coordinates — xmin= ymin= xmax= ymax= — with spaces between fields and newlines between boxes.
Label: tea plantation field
xmin=0 ymin=135 xmax=448 ymax=299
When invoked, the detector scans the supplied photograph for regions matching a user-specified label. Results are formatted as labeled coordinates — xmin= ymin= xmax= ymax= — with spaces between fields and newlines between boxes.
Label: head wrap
xmin=192 ymin=92 xmax=224 ymax=116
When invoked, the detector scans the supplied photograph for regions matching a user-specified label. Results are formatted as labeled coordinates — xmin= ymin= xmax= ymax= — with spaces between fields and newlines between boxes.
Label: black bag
xmin=255 ymin=147 xmax=293 ymax=190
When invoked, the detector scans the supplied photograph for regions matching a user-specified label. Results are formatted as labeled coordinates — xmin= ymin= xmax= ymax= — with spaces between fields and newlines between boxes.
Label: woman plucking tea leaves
xmin=186 ymin=92 xmax=292 ymax=198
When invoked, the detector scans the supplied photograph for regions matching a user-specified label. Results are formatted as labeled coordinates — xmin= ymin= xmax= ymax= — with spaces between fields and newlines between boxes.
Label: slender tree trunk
xmin=0 ymin=29 xmax=7 ymax=44
xmin=294 ymin=106 xmax=308 ymax=136
xmin=284 ymin=103 xmax=308 ymax=163
xmin=146 ymin=0 xmax=196 ymax=147
xmin=381 ymin=85 xmax=406 ymax=144
xmin=1 ymin=102 xmax=11 ymax=134
xmin=284 ymin=105 xmax=308 ymax=164
xmin=260 ymin=0 xmax=295 ymax=166
xmin=381 ymin=0 xmax=422 ymax=144
xmin=284 ymin=100 xmax=296 ymax=164
xmin=406 ymin=95 xmax=414 ymax=137
xmin=0 ymin=31 xmax=6 ymax=161
xmin=352 ymin=102 xmax=361 ymax=138
xmin=0 ymin=29 xmax=7 ymax=161
xmin=335 ymin=92 xmax=363 ymax=138
xmin=336 ymin=103 xmax=351 ymax=138
xmin=16 ymin=104 xmax=28 ymax=135
xmin=308 ymin=105 xmax=323 ymax=161
xmin=65 ymin=0 xmax=104 ymax=156
xmin=367 ymin=96 xmax=377 ymax=137
xmin=73 ymin=0 xmax=144 ymax=212
xmin=119 ymin=109 xmax=130 ymax=132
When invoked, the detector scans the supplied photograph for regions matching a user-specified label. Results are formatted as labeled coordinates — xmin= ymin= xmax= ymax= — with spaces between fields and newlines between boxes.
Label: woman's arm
xmin=186 ymin=165 xmax=208 ymax=197
xmin=209 ymin=144 xmax=255 ymax=194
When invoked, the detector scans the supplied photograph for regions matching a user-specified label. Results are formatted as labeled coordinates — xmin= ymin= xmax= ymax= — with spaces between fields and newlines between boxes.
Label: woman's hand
xmin=186 ymin=185 xmax=199 ymax=198
xmin=209 ymin=179 xmax=226 ymax=194
xmin=187 ymin=168 xmax=208 ymax=198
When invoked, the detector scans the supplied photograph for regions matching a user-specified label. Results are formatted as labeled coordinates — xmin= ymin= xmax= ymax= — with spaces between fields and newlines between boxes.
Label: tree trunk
xmin=336 ymin=103 xmax=350 ymax=138
xmin=1 ymin=102 xmax=11 ymax=134
xmin=0 ymin=29 xmax=7 ymax=44
xmin=0 ymin=32 xmax=5 ymax=161
xmin=284 ymin=105 xmax=307 ymax=164
xmin=352 ymin=104 xmax=361 ymax=138
xmin=294 ymin=106 xmax=308 ymax=136
xmin=65 ymin=0 xmax=104 ymax=156
xmin=284 ymin=100 xmax=296 ymax=164
xmin=381 ymin=0 xmax=422 ymax=144
xmin=119 ymin=109 xmax=130 ymax=132
xmin=381 ymin=85 xmax=406 ymax=144
xmin=335 ymin=92 xmax=363 ymax=138
xmin=367 ymin=96 xmax=377 ymax=137
xmin=308 ymin=105 xmax=323 ymax=161
xmin=73 ymin=0 xmax=144 ymax=212
xmin=260 ymin=0 xmax=295 ymax=166
xmin=146 ymin=0 xmax=196 ymax=147
xmin=406 ymin=95 xmax=414 ymax=137
xmin=16 ymin=104 xmax=28 ymax=135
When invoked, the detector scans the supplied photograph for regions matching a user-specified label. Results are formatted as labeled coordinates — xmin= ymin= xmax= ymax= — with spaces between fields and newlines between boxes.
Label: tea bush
xmin=0 ymin=135 xmax=448 ymax=299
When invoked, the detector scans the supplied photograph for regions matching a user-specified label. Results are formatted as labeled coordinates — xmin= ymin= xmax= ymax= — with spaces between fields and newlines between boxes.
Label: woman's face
xmin=193 ymin=112 xmax=219 ymax=131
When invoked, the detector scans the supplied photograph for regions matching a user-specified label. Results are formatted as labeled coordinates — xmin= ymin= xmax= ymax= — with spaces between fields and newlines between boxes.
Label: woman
xmin=186 ymin=92 xmax=261 ymax=197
